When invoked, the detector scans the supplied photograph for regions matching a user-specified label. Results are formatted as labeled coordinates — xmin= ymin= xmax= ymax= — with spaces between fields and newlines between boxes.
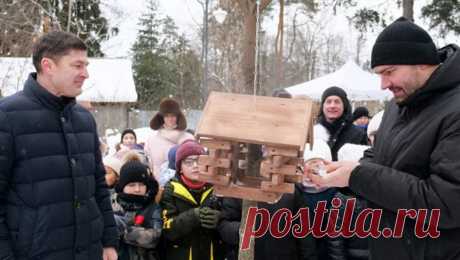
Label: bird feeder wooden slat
xmin=196 ymin=91 xmax=314 ymax=203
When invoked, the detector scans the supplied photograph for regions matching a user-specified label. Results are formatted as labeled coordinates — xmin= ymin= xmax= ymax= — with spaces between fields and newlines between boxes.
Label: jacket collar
xmin=23 ymin=73 xmax=76 ymax=111
xmin=170 ymin=180 xmax=213 ymax=205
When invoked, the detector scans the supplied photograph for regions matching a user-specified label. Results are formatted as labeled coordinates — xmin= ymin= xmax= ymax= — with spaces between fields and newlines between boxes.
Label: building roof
xmin=0 ymin=57 xmax=137 ymax=103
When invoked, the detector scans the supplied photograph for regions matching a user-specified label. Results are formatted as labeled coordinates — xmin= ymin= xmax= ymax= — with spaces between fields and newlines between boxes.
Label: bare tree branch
xmin=260 ymin=0 xmax=272 ymax=11
xmin=29 ymin=0 xmax=63 ymax=31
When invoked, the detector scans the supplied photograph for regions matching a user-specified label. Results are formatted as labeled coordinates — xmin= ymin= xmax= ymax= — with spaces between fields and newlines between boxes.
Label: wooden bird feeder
xmin=195 ymin=92 xmax=314 ymax=203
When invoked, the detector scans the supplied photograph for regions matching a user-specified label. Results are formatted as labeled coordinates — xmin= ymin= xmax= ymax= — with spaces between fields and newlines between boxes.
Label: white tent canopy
xmin=285 ymin=60 xmax=392 ymax=101
xmin=0 ymin=57 xmax=137 ymax=103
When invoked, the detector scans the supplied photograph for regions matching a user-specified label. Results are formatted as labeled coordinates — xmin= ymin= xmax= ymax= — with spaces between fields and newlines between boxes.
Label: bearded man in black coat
xmin=307 ymin=17 xmax=460 ymax=260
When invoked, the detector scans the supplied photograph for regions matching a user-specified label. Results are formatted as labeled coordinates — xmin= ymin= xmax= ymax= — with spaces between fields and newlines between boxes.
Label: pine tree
xmin=58 ymin=0 xmax=113 ymax=56
xmin=131 ymin=0 xmax=202 ymax=110
xmin=0 ymin=0 xmax=115 ymax=57
xmin=422 ymin=0 xmax=460 ymax=36
xmin=131 ymin=0 xmax=176 ymax=109
xmin=174 ymin=35 xmax=202 ymax=109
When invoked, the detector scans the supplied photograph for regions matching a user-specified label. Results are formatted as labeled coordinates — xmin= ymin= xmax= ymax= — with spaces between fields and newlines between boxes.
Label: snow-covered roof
xmin=285 ymin=60 xmax=392 ymax=101
xmin=0 ymin=57 xmax=137 ymax=103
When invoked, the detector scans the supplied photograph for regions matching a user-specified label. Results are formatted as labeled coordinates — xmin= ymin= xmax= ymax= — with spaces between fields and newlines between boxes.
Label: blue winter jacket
xmin=0 ymin=73 xmax=118 ymax=260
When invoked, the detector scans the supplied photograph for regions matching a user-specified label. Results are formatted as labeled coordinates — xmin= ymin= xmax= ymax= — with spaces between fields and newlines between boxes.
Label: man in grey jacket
xmin=307 ymin=17 xmax=460 ymax=260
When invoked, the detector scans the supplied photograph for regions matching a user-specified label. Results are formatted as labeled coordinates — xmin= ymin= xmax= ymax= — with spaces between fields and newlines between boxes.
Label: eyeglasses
xmin=182 ymin=157 xmax=199 ymax=167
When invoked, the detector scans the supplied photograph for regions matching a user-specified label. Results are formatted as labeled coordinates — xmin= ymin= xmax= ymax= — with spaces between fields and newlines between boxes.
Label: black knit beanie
xmin=116 ymin=160 xmax=158 ymax=198
xmin=371 ymin=17 xmax=440 ymax=69
xmin=352 ymin=106 xmax=370 ymax=121
xmin=320 ymin=86 xmax=352 ymax=120
xmin=321 ymin=86 xmax=347 ymax=104
xmin=121 ymin=129 xmax=137 ymax=143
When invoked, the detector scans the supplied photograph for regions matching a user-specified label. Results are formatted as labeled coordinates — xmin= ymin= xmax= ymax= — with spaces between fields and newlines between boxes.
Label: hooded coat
xmin=350 ymin=44 xmax=460 ymax=260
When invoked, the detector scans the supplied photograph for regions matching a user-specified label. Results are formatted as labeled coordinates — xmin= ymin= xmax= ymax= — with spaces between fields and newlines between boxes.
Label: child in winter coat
xmin=103 ymin=154 xmax=123 ymax=211
xmin=114 ymin=159 xmax=162 ymax=260
xmin=160 ymin=140 xmax=224 ymax=260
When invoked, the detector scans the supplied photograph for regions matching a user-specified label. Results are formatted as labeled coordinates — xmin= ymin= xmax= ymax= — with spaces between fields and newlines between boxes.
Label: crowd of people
xmin=1 ymin=16 xmax=460 ymax=260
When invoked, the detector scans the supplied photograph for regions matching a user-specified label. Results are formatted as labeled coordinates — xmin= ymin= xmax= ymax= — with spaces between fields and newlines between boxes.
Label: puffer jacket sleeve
xmin=217 ymin=198 xmax=242 ymax=246
xmin=92 ymin=126 xmax=119 ymax=248
xmin=294 ymin=188 xmax=318 ymax=260
xmin=359 ymin=147 xmax=374 ymax=164
xmin=0 ymin=111 xmax=15 ymax=260
xmin=160 ymin=182 xmax=200 ymax=241
xmin=328 ymin=235 xmax=346 ymax=260
xmin=327 ymin=194 xmax=346 ymax=260
xmin=350 ymin=112 xmax=460 ymax=229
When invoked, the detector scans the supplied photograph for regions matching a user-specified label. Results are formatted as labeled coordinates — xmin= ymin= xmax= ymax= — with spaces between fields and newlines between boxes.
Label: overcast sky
xmin=101 ymin=0 xmax=204 ymax=57
xmin=100 ymin=0 xmax=457 ymax=59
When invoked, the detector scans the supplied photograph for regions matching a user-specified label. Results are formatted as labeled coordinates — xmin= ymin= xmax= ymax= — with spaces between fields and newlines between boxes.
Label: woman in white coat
xmin=144 ymin=98 xmax=194 ymax=181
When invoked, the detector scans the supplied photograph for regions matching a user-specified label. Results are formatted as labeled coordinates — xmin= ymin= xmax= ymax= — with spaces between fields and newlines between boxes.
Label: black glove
xmin=199 ymin=206 xmax=221 ymax=229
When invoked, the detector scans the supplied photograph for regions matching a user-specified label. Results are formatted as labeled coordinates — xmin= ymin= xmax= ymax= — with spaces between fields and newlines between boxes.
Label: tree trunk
xmin=238 ymin=143 xmax=262 ymax=260
xmin=202 ymin=0 xmax=210 ymax=105
xmin=402 ymin=0 xmax=414 ymax=21
xmin=241 ymin=10 xmax=257 ymax=94
xmin=67 ymin=0 xmax=72 ymax=32
xmin=356 ymin=33 xmax=364 ymax=65
xmin=236 ymin=2 xmax=272 ymax=257
xmin=275 ymin=0 xmax=285 ymax=88
xmin=310 ymin=50 xmax=316 ymax=80
xmin=238 ymin=199 xmax=258 ymax=260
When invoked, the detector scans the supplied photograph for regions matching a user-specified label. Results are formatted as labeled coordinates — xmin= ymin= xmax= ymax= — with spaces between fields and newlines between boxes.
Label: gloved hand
xmin=198 ymin=206 xmax=221 ymax=229
xmin=193 ymin=207 xmax=201 ymax=221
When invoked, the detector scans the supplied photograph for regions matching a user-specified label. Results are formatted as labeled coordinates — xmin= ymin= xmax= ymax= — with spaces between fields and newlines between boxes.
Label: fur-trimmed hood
xmin=150 ymin=98 xmax=187 ymax=130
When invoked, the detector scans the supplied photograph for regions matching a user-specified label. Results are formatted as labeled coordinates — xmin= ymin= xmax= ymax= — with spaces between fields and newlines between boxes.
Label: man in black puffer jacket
xmin=307 ymin=17 xmax=460 ymax=260
xmin=0 ymin=32 xmax=118 ymax=260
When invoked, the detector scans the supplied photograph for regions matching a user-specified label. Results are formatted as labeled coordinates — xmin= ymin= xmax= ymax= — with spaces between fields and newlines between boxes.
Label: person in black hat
xmin=352 ymin=106 xmax=370 ymax=131
xmin=300 ymin=86 xmax=367 ymax=260
xmin=306 ymin=17 xmax=460 ymax=260
xmin=315 ymin=86 xmax=368 ymax=161
xmin=114 ymin=158 xmax=162 ymax=260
